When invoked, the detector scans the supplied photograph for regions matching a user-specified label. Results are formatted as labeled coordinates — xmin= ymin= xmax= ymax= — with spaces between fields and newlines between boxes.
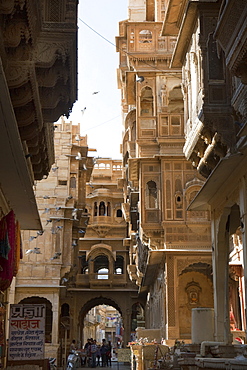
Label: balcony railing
xmin=76 ymin=273 xmax=127 ymax=288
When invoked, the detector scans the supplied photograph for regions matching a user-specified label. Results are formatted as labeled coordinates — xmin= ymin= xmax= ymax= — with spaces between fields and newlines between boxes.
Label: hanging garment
xmin=0 ymin=210 xmax=16 ymax=291
xmin=0 ymin=215 xmax=10 ymax=259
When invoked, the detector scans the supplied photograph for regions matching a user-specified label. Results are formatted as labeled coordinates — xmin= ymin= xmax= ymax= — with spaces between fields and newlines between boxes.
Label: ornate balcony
xmin=76 ymin=272 xmax=128 ymax=289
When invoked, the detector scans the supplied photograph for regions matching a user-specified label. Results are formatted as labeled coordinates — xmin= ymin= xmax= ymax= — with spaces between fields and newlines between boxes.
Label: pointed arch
xmin=146 ymin=180 xmax=158 ymax=209
xmin=140 ymin=86 xmax=153 ymax=116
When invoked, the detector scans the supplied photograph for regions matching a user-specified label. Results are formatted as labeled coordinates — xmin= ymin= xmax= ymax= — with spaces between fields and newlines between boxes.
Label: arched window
xmin=97 ymin=268 xmax=108 ymax=279
xmin=115 ymin=255 xmax=124 ymax=274
xmin=131 ymin=121 xmax=136 ymax=141
xmin=139 ymin=30 xmax=152 ymax=43
xmin=94 ymin=255 xmax=109 ymax=279
xmin=81 ymin=254 xmax=89 ymax=274
xmin=94 ymin=202 xmax=98 ymax=216
xmin=140 ymin=86 xmax=153 ymax=116
xmin=116 ymin=209 xmax=122 ymax=218
xmin=70 ymin=177 xmax=76 ymax=188
xmin=99 ymin=201 xmax=106 ymax=216
xmin=61 ymin=303 xmax=70 ymax=317
xmin=107 ymin=202 xmax=111 ymax=216
xmin=146 ymin=180 xmax=158 ymax=208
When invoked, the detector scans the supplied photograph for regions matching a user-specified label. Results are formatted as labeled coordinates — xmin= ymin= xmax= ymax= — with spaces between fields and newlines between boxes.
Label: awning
xmin=141 ymin=250 xmax=166 ymax=287
xmin=0 ymin=59 xmax=42 ymax=230
xmin=188 ymin=152 xmax=245 ymax=211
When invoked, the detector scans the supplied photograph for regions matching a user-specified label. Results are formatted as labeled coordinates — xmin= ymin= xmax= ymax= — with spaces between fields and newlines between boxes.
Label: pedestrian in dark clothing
xmin=100 ymin=339 xmax=108 ymax=367
xmin=84 ymin=338 xmax=91 ymax=365
xmin=96 ymin=344 xmax=101 ymax=366
xmin=107 ymin=341 xmax=112 ymax=366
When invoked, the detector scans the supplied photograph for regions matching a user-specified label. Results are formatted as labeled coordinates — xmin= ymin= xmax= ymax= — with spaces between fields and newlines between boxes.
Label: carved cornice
xmin=0 ymin=0 xmax=78 ymax=180
xmin=36 ymin=61 xmax=69 ymax=88
xmin=91 ymin=226 xmax=111 ymax=238
xmin=4 ymin=21 xmax=31 ymax=48
xmin=5 ymin=63 xmax=30 ymax=88
xmin=34 ymin=40 xmax=72 ymax=68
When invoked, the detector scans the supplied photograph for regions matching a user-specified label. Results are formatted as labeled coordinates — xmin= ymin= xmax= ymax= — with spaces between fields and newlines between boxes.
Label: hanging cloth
xmin=0 ymin=210 xmax=16 ymax=291
xmin=13 ymin=220 xmax=22 ymax=276
xmin=0 ymin=215 xmax=10 ymax=259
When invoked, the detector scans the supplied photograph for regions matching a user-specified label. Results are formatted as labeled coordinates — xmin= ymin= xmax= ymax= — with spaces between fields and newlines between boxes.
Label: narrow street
xmin=62 ymin=361 xmax=131 ymax=370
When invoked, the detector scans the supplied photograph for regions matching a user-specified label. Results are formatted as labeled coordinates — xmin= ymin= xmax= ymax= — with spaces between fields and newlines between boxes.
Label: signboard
xmin=8 ymin=304 xmax=45 ymax=361
xmin=117 ymin=348 xmax=131 ymax=362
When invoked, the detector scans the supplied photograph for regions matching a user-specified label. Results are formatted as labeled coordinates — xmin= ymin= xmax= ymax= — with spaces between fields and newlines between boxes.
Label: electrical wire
xmin=78 ymin=17 xmax=175 ymax=74
xmin=81 ymin=115 xmax=121 ymax=133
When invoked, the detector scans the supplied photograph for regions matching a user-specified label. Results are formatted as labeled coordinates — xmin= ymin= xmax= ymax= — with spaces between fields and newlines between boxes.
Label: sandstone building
xmin=10 ymin=119 xmax=94 ymax=364
xmin=162 ymin=0 xmax=247 ymax=349
xmin=117 ymin=0 xmax=247 ymax=368
xmin=117 ymin=0 xmax=213 ymax=344
xmin=61 ymin=157 xmax=141 ymax=349
xmin=2 ymin=0 xmax=247 ymax=368
xmin=0 ymin=0 xmax=78 ymax=366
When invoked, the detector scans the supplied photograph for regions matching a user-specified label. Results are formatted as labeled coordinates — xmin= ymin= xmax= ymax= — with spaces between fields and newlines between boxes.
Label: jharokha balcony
xmin=76 ymin=272 xmax=128 ymax=289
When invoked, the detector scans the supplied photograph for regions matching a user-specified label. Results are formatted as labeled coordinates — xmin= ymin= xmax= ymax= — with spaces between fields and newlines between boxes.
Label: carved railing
xmin=76 ymin=273 xmax=127 ymax=288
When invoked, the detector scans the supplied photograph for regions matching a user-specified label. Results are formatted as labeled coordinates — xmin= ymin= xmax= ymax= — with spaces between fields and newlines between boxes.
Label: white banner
xmin=8 ymin=304 xmax=45 ymax=361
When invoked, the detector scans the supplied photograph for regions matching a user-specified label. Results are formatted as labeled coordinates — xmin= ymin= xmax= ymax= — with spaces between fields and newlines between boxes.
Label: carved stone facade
xmin=10 ymin=120 xmax=94 ymax=363
xmin=0 ymin=1 xmax=78 ymax=365
xmin=117 ymin=0 xmax=213 ymax=344
xmin=0 ymin=0 xmax=78 ymax=181
xmin=163 ymin=0 xmax=247 ymax=357
xmin=60 ymin=158 xmax=141 ymax=350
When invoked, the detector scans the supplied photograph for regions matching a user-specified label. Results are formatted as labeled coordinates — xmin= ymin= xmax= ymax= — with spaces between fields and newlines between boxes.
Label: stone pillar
xmin=123 ymin=308 xmax=131 ymax=347
xmin=166 ymin=256 xmax=179 ymax=340
xmin=212 ymin=209 xmax=231 ymax=342
xmin=239 ymin=176 xmax=247 ymax=338
xmin=52 ymin=295 xmax=59 ymax=344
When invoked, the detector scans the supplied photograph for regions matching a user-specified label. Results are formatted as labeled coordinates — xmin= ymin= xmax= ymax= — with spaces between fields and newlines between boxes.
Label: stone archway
xmin=78 ymin=296 xmax=123 ymax=347
xmin=64 ymin=290 xmax=142 ymax=348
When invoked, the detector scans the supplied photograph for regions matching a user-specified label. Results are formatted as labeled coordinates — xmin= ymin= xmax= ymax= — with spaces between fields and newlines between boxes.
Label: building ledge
xmin=0 ymin=58 xmax=41 ymax=229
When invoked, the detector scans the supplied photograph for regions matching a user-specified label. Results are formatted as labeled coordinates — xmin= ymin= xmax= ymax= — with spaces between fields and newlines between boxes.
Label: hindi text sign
xmin=8 ymin=304 xmax=45 ymax=361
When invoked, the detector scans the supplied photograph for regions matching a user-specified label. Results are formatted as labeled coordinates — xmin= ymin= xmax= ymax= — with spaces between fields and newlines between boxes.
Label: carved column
xmin=212 ymin=210 xmax=231 ymax=342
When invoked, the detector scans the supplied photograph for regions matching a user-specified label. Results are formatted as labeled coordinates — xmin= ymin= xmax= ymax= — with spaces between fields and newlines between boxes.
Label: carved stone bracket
xmin=35 ymin=41 xmax=72 ymax=67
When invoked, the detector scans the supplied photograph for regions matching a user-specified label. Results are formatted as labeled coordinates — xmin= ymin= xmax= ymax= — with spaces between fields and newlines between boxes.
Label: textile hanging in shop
xmin=0 ymin=211 xmax=17 ymax=291
xmin=0 ymin=214 xmax=10 ymax=260
xmin=13 ymin=220 xmax=22 ymax=276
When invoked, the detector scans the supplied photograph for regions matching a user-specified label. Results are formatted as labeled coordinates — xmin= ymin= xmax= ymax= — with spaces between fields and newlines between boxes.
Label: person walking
xmin=96 ymin=344 xmax=101 ymax=366
xmin=84 ymin=338 xmax=91 ymax=366
xmin=100 ymin=339 xmax=108 ymax=367
xmin=91 ymin=339 xmax=98 ymax=368
xmin=107 ymin=341 xmax=112 ymax=366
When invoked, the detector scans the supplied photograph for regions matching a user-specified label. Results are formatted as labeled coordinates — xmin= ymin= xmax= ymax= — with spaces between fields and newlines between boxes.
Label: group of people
xmin=84 ymin=338 xmax=112 ymax=368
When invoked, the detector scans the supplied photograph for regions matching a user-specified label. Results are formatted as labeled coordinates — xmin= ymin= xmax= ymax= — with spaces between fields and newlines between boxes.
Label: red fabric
xmin=0 ymin=211 xmax=16 ymax=291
